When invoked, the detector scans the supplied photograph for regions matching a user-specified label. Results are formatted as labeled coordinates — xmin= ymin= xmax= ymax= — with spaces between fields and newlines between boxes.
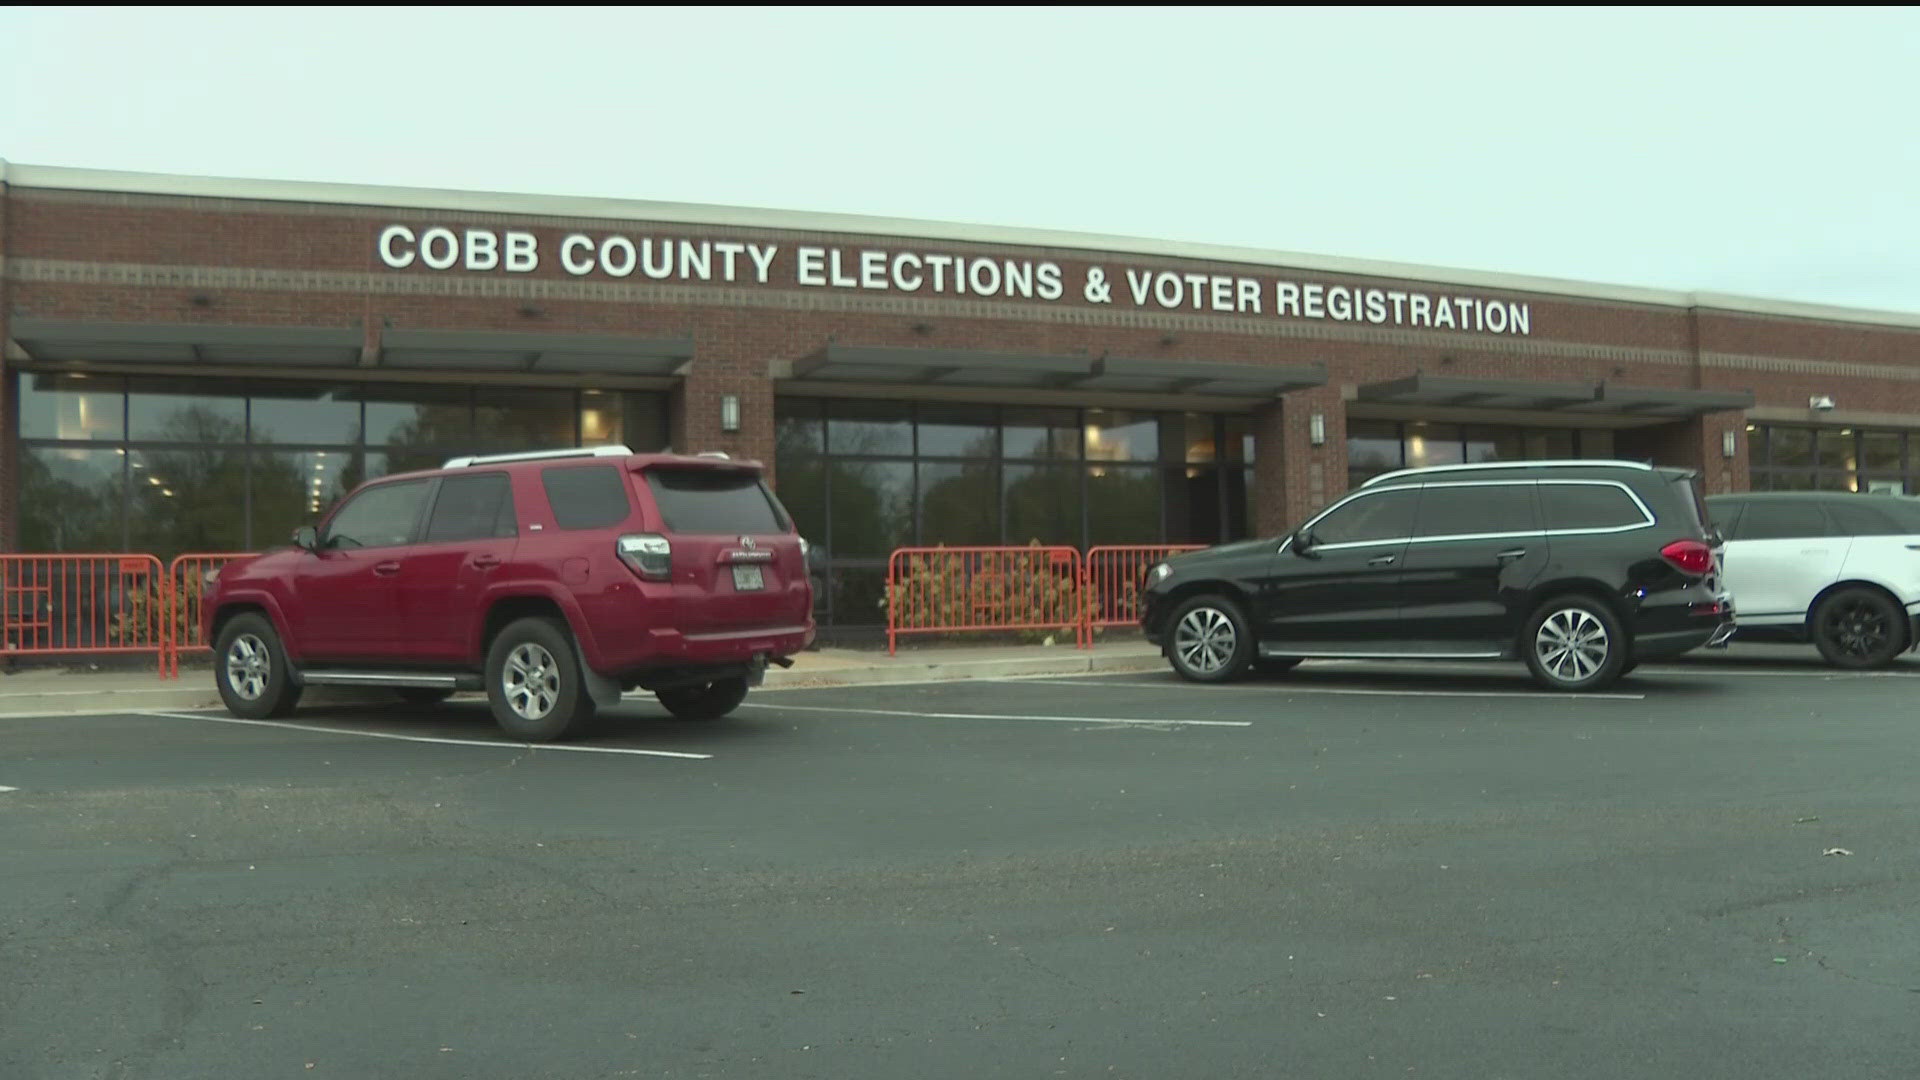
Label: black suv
xmin=1141 ymin=460 xmax=1734 ymax=691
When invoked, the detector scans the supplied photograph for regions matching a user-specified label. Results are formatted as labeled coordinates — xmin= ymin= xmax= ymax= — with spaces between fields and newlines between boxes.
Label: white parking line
xmin=992 ymin=678 xmax=1645 ymax=701
xmin=135 ymin=711 xmax=712 ymax=759
xmin=738 ymin=702 xmax=1251 ymax=727
xmin=0 ymin=785 xmax=17 ymax=793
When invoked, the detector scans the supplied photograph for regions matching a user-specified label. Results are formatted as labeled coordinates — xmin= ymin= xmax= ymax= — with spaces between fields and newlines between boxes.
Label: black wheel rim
xmin=1823 ymin=598 xmax=1892 ymax=659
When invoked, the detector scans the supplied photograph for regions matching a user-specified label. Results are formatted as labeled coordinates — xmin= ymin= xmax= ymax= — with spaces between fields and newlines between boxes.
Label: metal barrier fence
xmin=0 ymin=553 xmax=170 ymax=672
xmin=1083 ymin=545 xmax=1206 ymax=630
xmin=165 ymin=552 xmax=259 ymax=678
xmin=885 ymin=546 xmax=1086 ymax=654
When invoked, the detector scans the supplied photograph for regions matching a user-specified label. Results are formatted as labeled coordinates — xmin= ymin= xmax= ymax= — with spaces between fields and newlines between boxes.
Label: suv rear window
xmin=541 ymin=465 xmax=633 ymax=530
xmin=644 ymin=468 xmax=787 ymax=535
xmin=1539 ymin=483 xmax=1650 ymax=531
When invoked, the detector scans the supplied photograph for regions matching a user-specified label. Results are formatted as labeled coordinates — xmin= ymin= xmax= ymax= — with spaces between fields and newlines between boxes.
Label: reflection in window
xmin=827 ymin=401 xmax=912 ymax=456
xmin=129 ymin=377 xmax=246 ymax=443
xmin=362 ymin=383 xmax=472 ymax=448
xmin=128 ymin=445 xmax=249 ymax=558
xmin=916 ymin=405 xmax=997 ymax=458
xmin=579 ymin=391 xmax=623 ymax=447
xmin=1002 ymin=407 xmax=1079 ymax=460
xmin=1084 ymin=409 xmax=1157 ymax=462
xmin=475 ymin=387 xmax=576 ymax=450
xmin=19 ymin=374 xmax=124 ymax=441
xmin=827 ymin=460 xmax=912 ymax=556
xmin=1346 ymin=419 xmax=1403 ymax=489
xmin=18 ymin=447 xmax=123 ymax=551
xmin=775 ymin=399 xmax=826 ymax=457
xmin=918 ymin=461 xmax=999 ymax=544
xmin=1090 ymin=466 xmax=1162 ymax=546
xmin=253 ymin=451 xmax=378 ymax=552
xmin=250 ymin=383 xmax=363 ymax=445
xmin=1404 ymin=423 xmax=1464 ymax=469
xmin=1004 ymin=464 xmax=1081 ymax=545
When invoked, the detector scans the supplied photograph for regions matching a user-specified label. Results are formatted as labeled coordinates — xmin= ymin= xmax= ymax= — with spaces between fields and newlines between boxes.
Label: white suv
xmin=1708 ymin=492 xmax=1920 ymax=668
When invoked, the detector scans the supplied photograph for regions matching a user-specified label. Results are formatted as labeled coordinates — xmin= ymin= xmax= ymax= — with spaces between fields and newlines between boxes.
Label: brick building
xmin=5 ymin=163 xmax=1919 ymax=627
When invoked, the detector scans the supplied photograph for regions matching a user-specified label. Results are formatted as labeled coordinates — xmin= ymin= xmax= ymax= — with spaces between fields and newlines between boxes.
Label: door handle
xmin=470 ymin=554 xmax=501 ymax=569
xmin=1495 ymin=548 xmax=1528 ymax=562
xmin=1367 ymin=554 xmax=1397 ymax=566
xmin=373 ymin=561 xmax=401 ymax=576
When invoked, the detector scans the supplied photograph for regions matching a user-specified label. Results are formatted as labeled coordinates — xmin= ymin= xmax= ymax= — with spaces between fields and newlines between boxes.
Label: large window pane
xmin=1003 ymin=407 xmax=1079 ymax=460
xmin=916 ymin=404 xmax=997 ymax=458
xmin=827 ymin=460 xmax=912 ymax=556
xmin=253 ymin=450 xmax=378 ymax=551
xmin=1770 ymin=428 xmax=1813 ymax=468
xmin=1578 ymin=429 xmax=1616 ymax=458
xmin=1465 ymin=427 xmax=1525 ymax=463
xmin=128 ymin=445 xmax=248 ymax=558
xmin=323 ymin=479 xmax=433 ymax=549
xmin=19 ymin=374 xmax=124 ymax=441
xmin=250 ymin=382 xmax=363 ymax=445
xmin=1226 ymin=468 xmax=1253 ymax=541
xmin=1004 ymin=464 xmax=1082 ymax=546
xmin=128 ymin=377 xmax=246 ymax=443
xmin=362 ymin=384 xmax=472 ymax=448
xmin=622 ymin=392 xmax=670 ymax=452
xmin=17 ymin=446 xmax=123 ymax=551
xmin=1164 ymin=413 xmax=1217 ymax=464
xmin=579 ymin=390 xmax=623 ymax=447
xmin=827 ymin=401 xmax=912 ymax=456
xmin=774 ymin=398 xmax=826 ymax=457
xmin=1404 ymin=423 xmax=1463 ymax=469
xmin=1346 ymin=419 xmax=1402 ymax=487
xmin=1524 ymin=430 xmax=1577 ymax=459
xmin=475 ymin=387 xmax=576 ymax=450
xmin=1090 ymin=465 xmax=1163 ymax=545
xmin=1861 ymin=432 xmax=1903 ymax=474
xmin=918 ymin=461 xmax=999 ymax=545
xmin=1084 ymin=409 xmax=1159 ymax=463
xmin=1223 ymin=416 xmax=1253 ymax=464
xmin=1817 ymin=430 xmax=1854 ymax=471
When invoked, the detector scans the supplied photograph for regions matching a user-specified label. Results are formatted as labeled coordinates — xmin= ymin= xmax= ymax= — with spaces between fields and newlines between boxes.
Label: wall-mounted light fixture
xmin=720 ymin=394 xmax=742 ymax=433
xmin=1722 ymin=429 xmax=1736 ymax=458
xmin=1309 ymin=411 xmax=1326 ymax=446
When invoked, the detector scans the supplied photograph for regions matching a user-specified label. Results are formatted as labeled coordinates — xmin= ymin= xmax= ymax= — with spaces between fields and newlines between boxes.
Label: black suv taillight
xmin=1659 ymin=539 xmax=1714 ymax=576
xmin=617 ymin=533 xmax=672 ymax=581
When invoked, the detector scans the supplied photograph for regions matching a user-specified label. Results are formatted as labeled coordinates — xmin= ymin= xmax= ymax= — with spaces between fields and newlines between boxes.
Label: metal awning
xmin=789 ymin=345 xmax=1325 ymax=400
xmin=1356 ymin=372 xmax=1752 ymax=418
xmin=8 ymin=318 xmax=364 ymax=367
xmin=379 ymin=329 xmax=693 ymax=374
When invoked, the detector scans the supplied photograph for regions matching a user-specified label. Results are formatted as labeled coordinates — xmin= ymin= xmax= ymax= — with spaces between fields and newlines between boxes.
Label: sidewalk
xmin=0 ymin=640 xmax=1167 ymax=718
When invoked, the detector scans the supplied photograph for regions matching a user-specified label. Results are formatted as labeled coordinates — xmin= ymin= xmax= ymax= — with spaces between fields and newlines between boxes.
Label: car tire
xmin=1522 ymin=595 xmax=1627 ymax=692
xmin=394 ymin=688 xmax=454 ymax=707
xmin=485 ymin=617 xmax=592 ymax=742
xmin=1165 ymin=595 xmax=1255 ymax=683
xmin=656 ymin=676 xmax=750 ymax=721
xmin=214 ymin=612 xmax=303 ymax=719
xmin=1810 ymin=587 xmax=1905 ymax=669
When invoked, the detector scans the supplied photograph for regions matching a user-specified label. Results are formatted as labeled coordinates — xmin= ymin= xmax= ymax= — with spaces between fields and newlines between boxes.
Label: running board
xmin=1258 ymin=647 xmax=1505 ymax=661
xmin=297 ymin=671 xmax=482 ymax=691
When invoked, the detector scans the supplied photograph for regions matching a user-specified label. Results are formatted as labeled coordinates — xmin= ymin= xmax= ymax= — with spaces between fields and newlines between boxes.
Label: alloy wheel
xmin=503 ymin=642 xmax=560 ymax=720
xmin=225 ymin=633 xmax=271 ymax=701
xmin=1175 ymin=606 xmax=1237 ymax=675
xmin=1822 ymin=598 xmax=1891 ymax=660
xmin=1534 ymin=608 xmax=1610 ymax=683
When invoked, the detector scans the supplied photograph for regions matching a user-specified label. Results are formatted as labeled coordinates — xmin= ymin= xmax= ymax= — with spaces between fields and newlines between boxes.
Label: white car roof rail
xmin=1361 ymin=459 xmax=1657 ymax=487
xmin=695 ymin=451 xmax=731 ymax=459
xmin=442 ymin=445 xmax=633 ymax=468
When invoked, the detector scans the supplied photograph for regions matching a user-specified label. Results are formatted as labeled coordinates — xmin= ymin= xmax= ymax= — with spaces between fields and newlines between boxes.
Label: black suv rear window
xmin=1539 ymin=483 xmax=1650 ymax=531
xmin=645 ymin=468 xmax=786 ymax=535
xmin=541 ymin=465 xmax=632 ymax=530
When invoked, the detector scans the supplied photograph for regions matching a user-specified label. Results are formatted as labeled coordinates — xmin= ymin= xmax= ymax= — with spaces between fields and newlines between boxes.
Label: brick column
xmin=676 ymin=345 xmax=775 ymax=480
xmin=1253 ymin=386 xmax=1349 ymax=537
xmin=1616 ymin=415 xmax=1747 ymax=494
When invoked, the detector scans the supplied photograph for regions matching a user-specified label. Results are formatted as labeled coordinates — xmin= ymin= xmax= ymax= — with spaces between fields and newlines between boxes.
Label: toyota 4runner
xmin=203 ymin=446 xmax=814 ymax=741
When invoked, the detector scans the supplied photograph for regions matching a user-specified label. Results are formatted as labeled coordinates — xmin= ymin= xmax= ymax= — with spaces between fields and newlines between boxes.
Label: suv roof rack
xmin=1361 ymin=459 xmax=1657 ymax=487
xmin=442 ymin=445 xmax=633 ymax=469
xmin=695 ymin=451 xmax=731 ymax=459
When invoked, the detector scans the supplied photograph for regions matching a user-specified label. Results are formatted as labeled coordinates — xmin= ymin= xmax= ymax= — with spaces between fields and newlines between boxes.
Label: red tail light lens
xmin=1660 ymin=539 xmax=1714 ymax=575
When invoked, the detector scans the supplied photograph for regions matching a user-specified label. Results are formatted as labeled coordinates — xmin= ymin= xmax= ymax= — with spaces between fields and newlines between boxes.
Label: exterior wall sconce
xmin=720 ymin=394 xmax=741 ymax=433
xmin=1309 ymin=411 xmax=1326 ymax=446
xmin=1722 ymin=429 xmax=1736 ymax=458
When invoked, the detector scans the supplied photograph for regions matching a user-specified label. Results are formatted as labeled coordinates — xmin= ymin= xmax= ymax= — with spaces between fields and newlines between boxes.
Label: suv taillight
xmin=1660 ymin=539 xmax=1714 ymax=576
xmin=617 ymin=533 xmax=672 ymax=581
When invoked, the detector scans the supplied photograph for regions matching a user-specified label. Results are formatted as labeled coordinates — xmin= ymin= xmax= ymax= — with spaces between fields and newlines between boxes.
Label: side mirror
xmin=292 ymin=525 xmax=319 ymax=552
xmin=1291 ymin=528 xmax=1320 ymax=558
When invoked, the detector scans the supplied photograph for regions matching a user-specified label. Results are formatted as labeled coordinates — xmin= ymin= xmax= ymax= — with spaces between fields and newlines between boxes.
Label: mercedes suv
xmin=203 ymin=446 xmax=814 ymax=741
xmin=1141 ymin=460 xmax=1734 ymax=691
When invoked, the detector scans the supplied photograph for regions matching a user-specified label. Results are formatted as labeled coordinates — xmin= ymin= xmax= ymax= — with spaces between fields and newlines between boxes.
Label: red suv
xmin=203 ymin=446 xmax=814 ymax=741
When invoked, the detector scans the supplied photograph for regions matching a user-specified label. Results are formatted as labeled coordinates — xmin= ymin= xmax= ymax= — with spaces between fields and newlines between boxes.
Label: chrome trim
xmin=1298 ymin=478 xmax=1657 ymax=552
xmin=444 ymin=445 xmax=633 ymax=468
xmin=1362 ymin=459 xmax=1656 ymax=487
xmin=1258 ymin=647 xmax=1504 ymax=660
xmin=301 ymin=672 xmax=460 ymax=688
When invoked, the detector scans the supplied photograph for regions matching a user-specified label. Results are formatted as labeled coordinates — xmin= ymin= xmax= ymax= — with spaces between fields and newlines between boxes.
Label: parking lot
xmin=4 ymin=653 xmax=1919 ymax=1080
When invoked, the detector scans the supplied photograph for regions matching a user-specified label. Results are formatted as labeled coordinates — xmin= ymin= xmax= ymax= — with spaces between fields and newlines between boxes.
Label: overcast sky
xmin=3 ymin=7 xmax=1916 ymax=311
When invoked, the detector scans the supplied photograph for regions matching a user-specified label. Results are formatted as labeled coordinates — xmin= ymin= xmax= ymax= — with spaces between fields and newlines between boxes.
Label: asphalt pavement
xmin=3 ymin=655 xmax=1918 ymax=1079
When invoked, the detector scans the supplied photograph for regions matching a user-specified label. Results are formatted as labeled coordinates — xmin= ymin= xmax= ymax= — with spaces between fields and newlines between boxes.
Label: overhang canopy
xmin=9 ymin=318 xmax=364 ymax=367
xmin=789 ymin=345 xmax=1325 ymax=401
xmin=1356 ymin=372 xmax=1752 ymax=419
xmin=379 ymin=329 xmax=693 ymax=374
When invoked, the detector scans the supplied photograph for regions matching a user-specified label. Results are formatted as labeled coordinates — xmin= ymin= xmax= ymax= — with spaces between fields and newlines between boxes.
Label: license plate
xmin=731 ymin=565 xmax=764 ymax=591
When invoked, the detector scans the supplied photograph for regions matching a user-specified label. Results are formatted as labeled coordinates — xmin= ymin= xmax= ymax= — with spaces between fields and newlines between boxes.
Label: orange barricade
xmin=885 ymin=546 xmax=1086 ymax=654
xmin=1082 ymin=545 xmax=1206 ymax=631
xmin=165 ymin=552 xmax=258 ymax=678
xmin=0 ymin=553 xmax=169 ymax=672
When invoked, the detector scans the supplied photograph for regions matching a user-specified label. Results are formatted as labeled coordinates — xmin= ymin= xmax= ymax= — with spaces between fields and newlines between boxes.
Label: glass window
xmin=1828 ymin=500 xmax=1902 ymax=537
xmin=16 ymin=446 xmax=124 ymax=551
xmin=250 ymin=382 xmax=363 ymax=445
xmin=579 ymin=391 xmax=623 ymax=447
xmin=1578 ymin=429 xmax=1616 ymax=458
xmin=773 ymin=456 xmax=827 ymax=547
xmin=362 ymin=384 xmax=472 ymax=448
xmin=1524 ymin=430 xmax=1577 ymax=459
xmin=916 ymin=404 xmax=998 ymax=458
xmin=1003 ymin=463 xmax=1082 ymax=546
xmin=644 ymin=469 xmax=786 ymax=535
xmin=1090 ymin=465 xmax=1163 ymax=545
xmin=1225 ymin=468 xmax=1253 ymax=541
xmin=1415 ymin=483 xmax=1539 ymax=538
xmin=1084 ymin=409 xmax=1159 ymax=463
xmin=918 ymin=461 xmax=999 ymax=545
xmin=1817 ymin=430 xmax=1855 ymax=471
xmin=1746 ymin=425 xmax=1767 ymax=466
xmin=1223 ymin=416 xmax=1254 ymax=464
xmin=1861 ymin=432 xmax=1903 ymax=474
xmin=256 ymin=451 xmax=379 ymax=549
xmin=1770 ymin=428 xmax=1813 ymax=468
xmin=828 ymin=460 xmax=913 ymax=556
xmin=475 ymin=387 xmax=576 ymax=450
xmin=1738 ymin=502 xmax=1830 ymax=541
xmin=1163 ymin=413 xmax=1218 ymax=464
xmin=1002 ymin=407 xmax=1079 ymax=460
xmin=1539 ymin=483 xmax=1649 ymax=531
xmin=424 ymin=473 xmax=517 ymax=543
xmin=1310 ymin=489 xmax=1417 ymax=545
xmin=1404 ymin=423 xmax=1463 ymax=469
xmin=1346 ymin=419 xmax=1402 ymax=488
xmin=774 ymin=399 xmax=826 ymax=456
xmin=19 ymin=374 xmax=124 ymax=441
xmin=827 ymin=401 xmax=912 ymax=456
xmin=127 ymin=445 xmax=249 ymax=558
xmin=1464 ymin=427 xmax=1525 ymax=464
xmin=622 ymin=392 xmax=670 ymax=453
xmin=323 ymin=479 xmax=431 ymax=549
xmin=540 ymin=465 xmax=633 ymax=530
xmin=128 ymin=377 xmax=246 ymax=443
